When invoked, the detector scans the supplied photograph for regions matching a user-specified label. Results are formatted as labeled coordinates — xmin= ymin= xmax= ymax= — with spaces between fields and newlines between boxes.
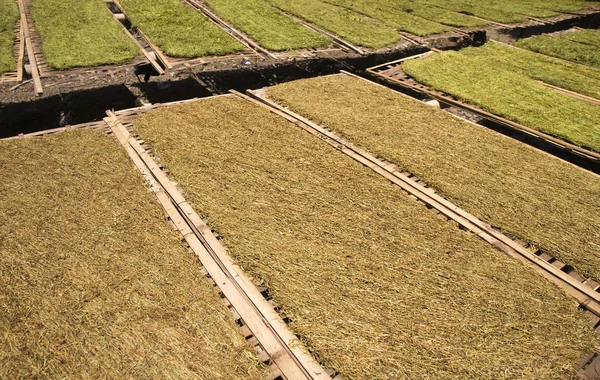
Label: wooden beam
xmin=16 ymin=17 xmax=25 ymax=81
xmin=539 ymin=81 xmax=600 ymax=106
xmin=108 ymin=0 xmax=165 ymax=74
xmin=137 ymin=28 xmax=172 ymax=69
xmin=17 ymin=0 xmax=42 ymax=95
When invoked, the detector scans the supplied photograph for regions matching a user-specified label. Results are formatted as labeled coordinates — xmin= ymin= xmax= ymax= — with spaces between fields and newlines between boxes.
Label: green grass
xmin=467 ymin=42 xmax=600 ymax=100
xmin=516 ymin=30 xmax=600 ymax=68
xmin=426 ymin=0 xmax=597 ymax=23
xmin=0 ymin=0 xmax=19 ymax=74
xmin=417 ymin=0 xmax=528 ymax=24
xmin=0 ymin=130 xmax=268 ymax=379
xmin=266 ymin=73 xmax=600 ymax=285
xmin=563 ymin=29 xmax=600 ymax=48
xmin=202 ymin=0 xmax=330 ymax=51
xmin=133 ymin=95 xmax=596 ymax=379
xmin=398 ymin=2 xmax=488 ymax=28
xmin=118 ymin=0 xmax=244 ymax=57
xmin=402 ymin=47 xmax=600 ymax=152
xmin=321 ymin=0 xmax=451 ymax=36
xmin=265 ymin=0 xmax=400 ymax=49
xmin=30 ymin=0 xmax=139 ymax=70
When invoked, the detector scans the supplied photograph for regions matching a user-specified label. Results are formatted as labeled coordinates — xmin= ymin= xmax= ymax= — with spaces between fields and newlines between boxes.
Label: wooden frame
xmin=17 ymin=0 xmax=42 ymax=95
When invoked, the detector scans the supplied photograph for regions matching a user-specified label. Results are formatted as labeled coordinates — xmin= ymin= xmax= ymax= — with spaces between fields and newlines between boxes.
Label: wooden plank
xmin=105 ymin=112 xmax=330 ymax=380
xmin=16 ymin=17 xmax=25 ymax=81
xmin=578 ymin=354 xmax=600 ymax=380
xmin=108 ymin=0 xmax=165 ymax=75
xmin=240 ymin=86 xmax=600 ymax=317
xmin=17 ymin=0 xmax=42 ymax=95
xmin=137 ymin=28 xmax=172 ymax=69
xmin=368 ymin=51 xmax=434 ymax=72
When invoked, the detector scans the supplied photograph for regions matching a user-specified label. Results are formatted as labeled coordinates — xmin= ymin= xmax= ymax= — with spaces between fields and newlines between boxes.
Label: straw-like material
xmin=0 ymin=130 xmax=267 ymax=379
xmin=268 ymin=74 xmax=600 ymax=282
xmin=402 ymin=46 xmax=600 ymax=152
xmin=133 ymin=96 xmax=596 ymax=379
xmin=419 ymin=0 xmax=595 ymax=24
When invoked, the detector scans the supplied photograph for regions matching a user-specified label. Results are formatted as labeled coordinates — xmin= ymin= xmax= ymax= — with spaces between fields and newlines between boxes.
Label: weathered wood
xmin=137 ymin=28 xmax=173 ymax=69
xmin=16 ymin=18 xmax=25 ymax=81
xmin=17 ymin=0 xmax=42 ymax=95
xmin=109 ymin=0 xmax=165 ymax=74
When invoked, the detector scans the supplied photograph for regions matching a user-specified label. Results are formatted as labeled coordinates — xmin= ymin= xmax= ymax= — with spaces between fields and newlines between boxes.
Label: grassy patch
xmin=118 ymin=0 xmax=243 ymax=57
xmin=322 ymin=0 xmax=451 ymax=36
xmin=516 ymin=30 xmax=600 ymax=68
xmin=0 ymin=0 xmax=19 ymax=74
xmin=426 ymin=0 xmax=597 ymax=23
xmin=0 ymin=130 xmax=268 ymax=379
xmin=563 ymin=29 xmax=600 ymax=48
xmin=202 ymin=0 xmax=330 ymax=51
xmin=419 ymin=0 xmax=528 ymax=23
xmin=265 ymin=0 xmax=400 ymax=49
xmin=133 ymin=95 xmax=595 ymax=379
xmin=402 ymin=47 xmax=600 ymax=152
xmin=399 ymin=2 xmax=487 ymax=28
xmin=30 ymin=0 xmax=139 ymax=70
xmin=467 ymin=42 xmax=600 ymax=100
xmin=267 ymin=74 xmax=600 ymax=282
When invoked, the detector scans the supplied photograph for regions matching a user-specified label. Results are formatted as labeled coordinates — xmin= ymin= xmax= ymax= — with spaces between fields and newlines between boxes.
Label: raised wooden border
xmin=17 ymin=0 xmax=42 ymax=95
xmin=106 ymin=0 xmax=165 ymax=74
xmin=16 ymin=14 xmax=25 ymax=82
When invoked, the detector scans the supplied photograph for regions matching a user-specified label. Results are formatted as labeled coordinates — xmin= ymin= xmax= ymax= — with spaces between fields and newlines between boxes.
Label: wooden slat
xmin=17 ymin=0 xmax=42 ymax=95
xmin=108 ymin=0 xmax=165 ymax=75
xmin=16 ymin=17 xmax=25 ymax=81
xmin=267 ymin=5 xmax=364 ymax=55
xmin=137 ymin=28 xmax=172 ymax=69
xmin=240 ymin=85 xmax=600 ymax=317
